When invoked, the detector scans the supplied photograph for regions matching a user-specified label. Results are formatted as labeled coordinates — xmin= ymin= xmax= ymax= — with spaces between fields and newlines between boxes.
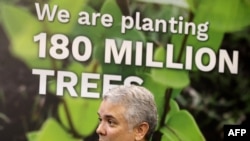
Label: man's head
xmin=96 ymin=85 xmax=158 ymax=141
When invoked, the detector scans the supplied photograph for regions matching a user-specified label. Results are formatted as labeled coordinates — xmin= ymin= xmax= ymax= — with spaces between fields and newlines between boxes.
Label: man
xmin=96 ymin=85 xmax=158 ymax=141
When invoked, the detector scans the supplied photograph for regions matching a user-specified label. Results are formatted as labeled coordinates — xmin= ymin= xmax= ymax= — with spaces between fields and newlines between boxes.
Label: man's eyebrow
xmin=104 ymin=115 xmax=116 ymax=119
xmin=97 ymin=112 xmax=116 ymax=119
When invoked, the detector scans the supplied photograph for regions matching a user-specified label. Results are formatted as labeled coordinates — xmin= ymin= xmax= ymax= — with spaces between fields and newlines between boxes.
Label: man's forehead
xmin=97 ymin=113 xmax=116 ymax=120
xmin=98 ymin=100 xmax=126 ymax=118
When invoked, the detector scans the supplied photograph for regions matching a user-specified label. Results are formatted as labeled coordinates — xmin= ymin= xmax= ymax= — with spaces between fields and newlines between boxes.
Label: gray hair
xmin=103 ymin=85 xmax=158 ymax=139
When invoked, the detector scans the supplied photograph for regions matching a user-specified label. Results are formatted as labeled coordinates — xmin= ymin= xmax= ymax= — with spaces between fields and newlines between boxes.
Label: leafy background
xmin=0 ymin=0 xmax=250 ymax=141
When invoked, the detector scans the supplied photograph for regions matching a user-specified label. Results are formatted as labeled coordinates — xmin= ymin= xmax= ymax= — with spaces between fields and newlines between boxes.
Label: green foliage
xmin=152 ymin=47 xmax=190 ymax=88
xmin=1 ymin=3 xmax=45 ymax=68
xmin=162 ymin=100 xmax=205 ymax=141
xmin=58 ymin=96 xmax=101 ymax=137
xmin=191 ymin=0 xmax=250 ymax=32
xmin=27 ymin=118 xmax=81 ymax=141
xmin=1 ymin=0 xmax=250 ymax=141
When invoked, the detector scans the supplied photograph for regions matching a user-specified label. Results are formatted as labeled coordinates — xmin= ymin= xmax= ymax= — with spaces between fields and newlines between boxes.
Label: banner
xmin=0 ymin=0 xmax=250 ymax=141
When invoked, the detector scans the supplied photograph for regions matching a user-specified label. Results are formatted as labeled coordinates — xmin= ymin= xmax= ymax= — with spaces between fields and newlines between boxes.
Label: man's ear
xmin=134 ymin=122 xmax=149 ymax=141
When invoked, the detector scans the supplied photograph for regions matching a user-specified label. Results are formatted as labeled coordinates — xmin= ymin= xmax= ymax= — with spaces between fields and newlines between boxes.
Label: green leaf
xmin=100 ymin=0 xmax=122 ymax=28
xmin=46 ymin=61 xmax=101 ymax=136
xmin=195 ymin=0 xmax=250 ymax=32
xmin=159 ymin=99 xmax=205 ymax=140
xmin=37 ymin=118 xmax=81 ymax=141
xmin=1 ymin=3 xmax=64 ymax=69
xmin=164 ymin=99 xmax=180 ymax=123
xmin=66 ymin=61 xmax=86 ymax=75
xmin=171 ymin=88 xmax=182 ymax=98
xmin=0 ymin=4 xmax=49 ymax=68
xmin=187 ymin=0 xmax=250 ymax=31
xmin=56 ymin=62 xmax=101 ymax=136
xmin=162 ymin=110 xmax=205 ymax=141
xmin=160 ymin=126 xmax=181 ymax=141
xmin=185 ymin=0 xmax=200 ymax=12
xmin=151 ymin=47 xmax=190 ymax=88
xmin=151 ymin=68 xmax=190 ymax=88
xmin=58 ymin=96 xmax=101 ymax=136
xmin=26 ymin=131 xmax=39 ymax=141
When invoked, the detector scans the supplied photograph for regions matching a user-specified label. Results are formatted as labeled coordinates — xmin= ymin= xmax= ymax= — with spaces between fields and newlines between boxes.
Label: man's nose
xmin=96 ymin=122 xmax=106 ymax=135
